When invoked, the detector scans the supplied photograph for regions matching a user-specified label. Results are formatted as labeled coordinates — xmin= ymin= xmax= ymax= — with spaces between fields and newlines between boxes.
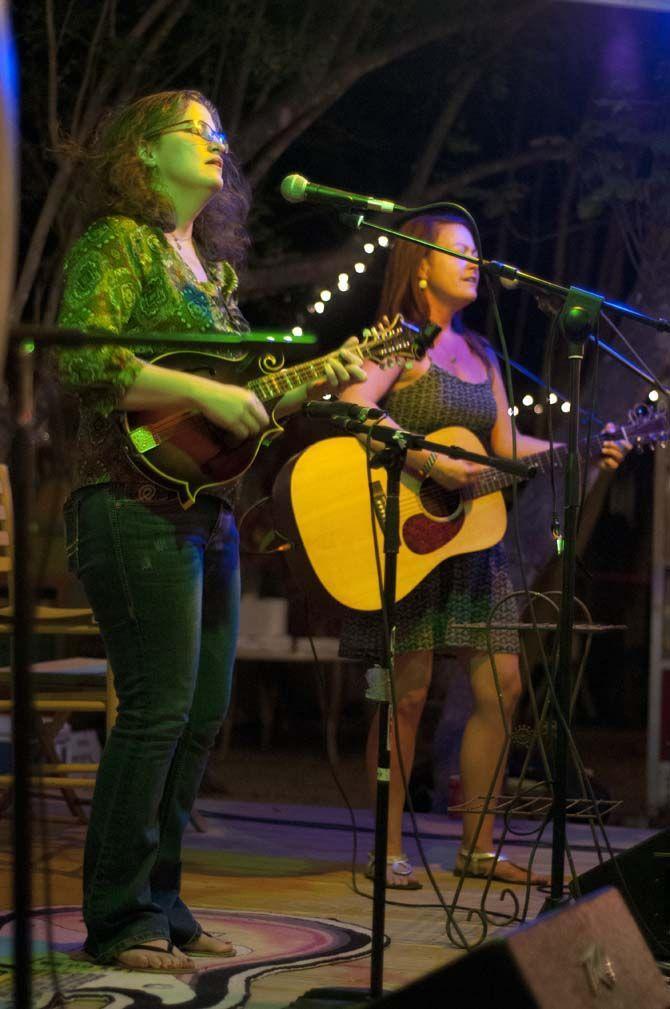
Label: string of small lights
xmin=295 ymin=234 xmax=663 ymax=412
xmin=301 ymin=235 xmax=390 ymax=320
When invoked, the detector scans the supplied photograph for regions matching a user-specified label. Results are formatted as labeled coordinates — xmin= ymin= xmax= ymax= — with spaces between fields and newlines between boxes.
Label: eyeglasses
xmin=145 ymin=119 xmax=229 ymax=152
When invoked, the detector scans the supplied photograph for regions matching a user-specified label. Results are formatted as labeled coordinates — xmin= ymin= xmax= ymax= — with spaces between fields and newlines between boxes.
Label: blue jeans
xmin=64 ymin=483 xmax=240 ymax=963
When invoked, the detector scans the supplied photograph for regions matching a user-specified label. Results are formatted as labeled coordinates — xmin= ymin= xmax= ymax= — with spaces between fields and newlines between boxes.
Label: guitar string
xmin=387 ymin=425 xmax=653 ymax=519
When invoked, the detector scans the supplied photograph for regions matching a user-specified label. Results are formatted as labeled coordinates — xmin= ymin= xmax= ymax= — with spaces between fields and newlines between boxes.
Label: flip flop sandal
xmin=183 ymin=929 xmax=236 ymax=958
xmin=453 ymin=847 xmax=547 ymax=885
xmin=112 ymin=941 xmax=197 ymax=973
xmin=364 ymin=852 xmax=423 ymax=890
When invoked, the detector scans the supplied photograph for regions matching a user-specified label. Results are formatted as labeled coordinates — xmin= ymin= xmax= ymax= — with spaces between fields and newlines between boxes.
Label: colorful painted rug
xmin=0 ymin=906 xmax=374 ymax=1008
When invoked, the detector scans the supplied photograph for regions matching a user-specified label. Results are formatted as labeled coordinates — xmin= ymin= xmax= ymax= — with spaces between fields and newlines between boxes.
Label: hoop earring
xmin=418 ymin=278 xmax=428 ymax=290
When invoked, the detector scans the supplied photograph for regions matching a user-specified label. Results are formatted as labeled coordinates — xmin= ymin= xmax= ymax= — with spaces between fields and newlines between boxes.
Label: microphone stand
xmin=293 ymin=415 xmax=534 ymax=1007
xmin=340 ymin=211 xmax=670 ymax=916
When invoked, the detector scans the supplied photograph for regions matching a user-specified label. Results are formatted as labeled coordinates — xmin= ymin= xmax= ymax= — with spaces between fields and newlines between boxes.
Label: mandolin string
xmin=247 ymin=327 xmax=409 ymax=401
xmin=145 ymin=411 xmax=196 ymax=434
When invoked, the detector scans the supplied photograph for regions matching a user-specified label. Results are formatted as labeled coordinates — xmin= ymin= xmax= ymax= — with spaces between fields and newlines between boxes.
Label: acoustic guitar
xmin=273 ymin=408 xmax=667 ymax=611
xmin=122 ymin=316 xmax=437 ymax=506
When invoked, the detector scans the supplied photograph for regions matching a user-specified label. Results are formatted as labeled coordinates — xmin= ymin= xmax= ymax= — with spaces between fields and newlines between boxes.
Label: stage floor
xmin=0 ymin=797 xmax=656 ymax=1008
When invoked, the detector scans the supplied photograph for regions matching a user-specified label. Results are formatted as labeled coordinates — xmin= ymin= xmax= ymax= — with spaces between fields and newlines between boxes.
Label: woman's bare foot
xmin=183 ymin=931 xmax=236 ymax=957
xmin=116 ymin=940 xmax=195 ymax=972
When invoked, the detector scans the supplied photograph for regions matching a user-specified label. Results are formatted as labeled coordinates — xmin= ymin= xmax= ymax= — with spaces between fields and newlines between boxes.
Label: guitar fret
xmin=466 ymin=428 xmax=632 ymax=501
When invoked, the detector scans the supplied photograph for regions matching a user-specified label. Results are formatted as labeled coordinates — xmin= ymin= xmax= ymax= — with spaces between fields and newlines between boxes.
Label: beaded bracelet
xmin=419 ymin=451 xmax=438 ymax=479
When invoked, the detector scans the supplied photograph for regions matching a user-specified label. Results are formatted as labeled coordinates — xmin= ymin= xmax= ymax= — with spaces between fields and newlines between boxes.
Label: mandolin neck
xmin=246 ymin=352 xmax=349 ymax=403
xmin=244 ymin=327 xmax=410 ymax=404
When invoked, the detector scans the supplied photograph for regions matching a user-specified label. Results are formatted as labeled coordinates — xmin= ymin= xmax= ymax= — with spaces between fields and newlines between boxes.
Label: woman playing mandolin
xmin=337 ymin=213 xmax=628 ymax=889
xmin=56 ymin=90 xmax=365 ymax=971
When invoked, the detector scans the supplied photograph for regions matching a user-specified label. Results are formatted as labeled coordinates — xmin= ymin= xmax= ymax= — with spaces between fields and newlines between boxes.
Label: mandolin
xmin=122 ymin=316 xmax=437 ymax=506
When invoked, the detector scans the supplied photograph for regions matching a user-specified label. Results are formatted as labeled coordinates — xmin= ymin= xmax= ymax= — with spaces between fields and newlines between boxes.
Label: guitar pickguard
xmin=402 ymin=508 xmax=465 ymax=555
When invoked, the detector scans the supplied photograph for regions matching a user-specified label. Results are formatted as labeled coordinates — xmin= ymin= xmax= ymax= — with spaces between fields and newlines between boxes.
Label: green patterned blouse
xmin=57 ymin=214 xmax=248 ymax=496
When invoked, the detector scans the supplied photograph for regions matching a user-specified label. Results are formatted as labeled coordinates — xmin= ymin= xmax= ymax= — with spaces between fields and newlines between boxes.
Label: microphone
xmin=302 ymin=400 xmax=385 ymax=421
xmin=280 ymin=174 xmax=403 ymax=214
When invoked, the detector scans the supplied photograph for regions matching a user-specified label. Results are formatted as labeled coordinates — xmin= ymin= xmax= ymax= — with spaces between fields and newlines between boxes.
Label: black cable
xmin=601 ymin=311 xmax=670 ymax=409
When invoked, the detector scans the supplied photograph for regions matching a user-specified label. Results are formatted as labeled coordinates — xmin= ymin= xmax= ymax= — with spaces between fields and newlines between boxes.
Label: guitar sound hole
xmin=419 ymin=480 xmax=462 ymax=519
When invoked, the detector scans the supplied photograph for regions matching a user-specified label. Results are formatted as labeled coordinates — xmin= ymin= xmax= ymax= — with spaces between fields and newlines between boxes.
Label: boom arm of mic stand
xmin=340 ymin=215 xmax=670 ymax=336
xmin=326 ymin=415 xmax=537 ymax=480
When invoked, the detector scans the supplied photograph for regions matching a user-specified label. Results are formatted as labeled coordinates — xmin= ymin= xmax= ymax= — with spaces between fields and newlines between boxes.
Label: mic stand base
xmin=545 ymin=287 xmax=603 ymax=911
xmin=288 ymin=443 xmax=407 ymax=1007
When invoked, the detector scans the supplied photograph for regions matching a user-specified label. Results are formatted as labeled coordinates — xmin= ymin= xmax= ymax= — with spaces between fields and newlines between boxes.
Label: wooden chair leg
xmin=35 ymin=711 xmax=90 ymax=823
xmin=0 ymin=782 xmax=13 ymax=817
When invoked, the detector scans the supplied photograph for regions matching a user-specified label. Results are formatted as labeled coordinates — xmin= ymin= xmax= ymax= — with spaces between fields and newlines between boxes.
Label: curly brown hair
xmin=377 ymin=213 xmax=491 ymax=369
xmin=76 ymin=90 xmax=250 ymax=268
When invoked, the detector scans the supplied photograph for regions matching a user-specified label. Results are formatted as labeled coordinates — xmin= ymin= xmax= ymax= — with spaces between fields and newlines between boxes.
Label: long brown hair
xmin=73 ymin=90 xmax=250 ymax=268
xmin=377 ymin=213 xmax=490 ymax=368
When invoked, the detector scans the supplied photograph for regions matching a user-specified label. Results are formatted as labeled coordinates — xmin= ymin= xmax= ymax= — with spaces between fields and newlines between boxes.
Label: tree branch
xmin=117 ymin=0 xmax=191 ymax=103
xmin=127 ymin=0 xmax=180 ymax=41
xmin=238 ymin=1 xmax=549 ymax=172
xmin=236 ymin=14 xmax=471 ymax=165
xmin=71 ymin=0 xmax=112 ymax=135
xmin=423 ymin=143 xmax=573 ymax=202
xmin=45 ymin=0 xmax=60 ymax=150
xmin=228 ymin=0 xmax=267 ymax=137
xmin=402 ymin=3 xmax=544 ymax=204
xmin=13 ymin=164 xmax=77 ymax=320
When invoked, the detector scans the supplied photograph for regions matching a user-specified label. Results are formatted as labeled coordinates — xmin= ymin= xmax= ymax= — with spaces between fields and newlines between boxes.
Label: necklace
xmin=167 ymin=233 xmax=192 ymax=252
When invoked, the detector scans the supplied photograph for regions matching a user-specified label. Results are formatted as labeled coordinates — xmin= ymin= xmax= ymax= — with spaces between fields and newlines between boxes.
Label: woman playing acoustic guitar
xmin=56 ymin=90 xmax=365 ymax=971
xmin=337 ymin=213 xmax=628 ymax=889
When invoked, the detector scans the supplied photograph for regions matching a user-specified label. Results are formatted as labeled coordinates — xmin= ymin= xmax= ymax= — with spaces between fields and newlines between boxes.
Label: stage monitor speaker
xmin=570 ymin=827 xmax=670 ymax=961
xmin=367 ymin=887 xmax=669 ymax=1009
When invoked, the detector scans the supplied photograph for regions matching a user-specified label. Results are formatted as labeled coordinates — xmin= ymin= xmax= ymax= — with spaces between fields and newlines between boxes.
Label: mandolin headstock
xmin=359 ymin=314 xmax=439 ymax=369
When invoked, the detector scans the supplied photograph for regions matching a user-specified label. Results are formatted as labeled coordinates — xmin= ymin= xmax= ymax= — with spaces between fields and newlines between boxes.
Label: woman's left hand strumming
xmin=598 ymin=422 xmax=632 ymax=471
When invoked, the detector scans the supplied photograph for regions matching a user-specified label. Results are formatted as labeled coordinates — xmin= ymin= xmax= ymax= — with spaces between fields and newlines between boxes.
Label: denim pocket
xmin=63 ymin=496 xmax=80 ymax=575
